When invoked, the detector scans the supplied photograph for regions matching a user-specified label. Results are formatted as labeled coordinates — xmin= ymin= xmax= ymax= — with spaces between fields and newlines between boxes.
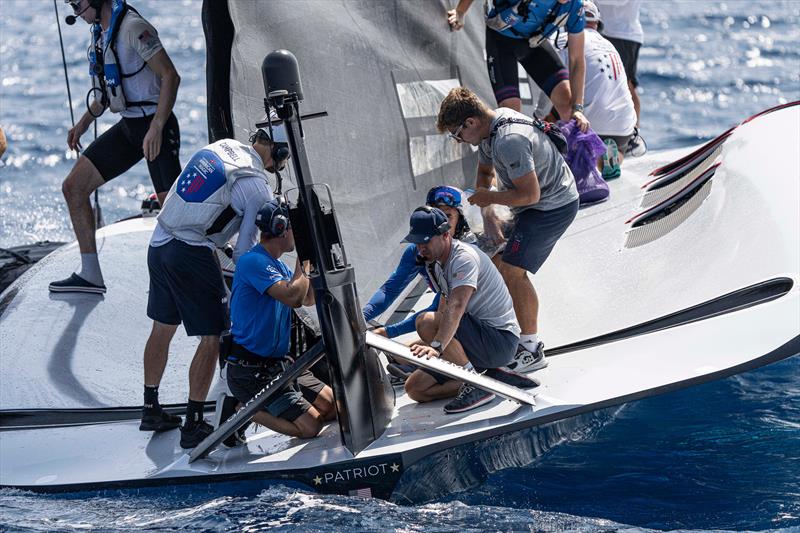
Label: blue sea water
xmin=1 ymin=1 xmax=799 ymax=531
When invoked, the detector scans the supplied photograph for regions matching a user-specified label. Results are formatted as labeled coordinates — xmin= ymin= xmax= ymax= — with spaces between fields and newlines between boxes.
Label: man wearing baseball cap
xmin=403 ymin=206 xmax=536 ymax=414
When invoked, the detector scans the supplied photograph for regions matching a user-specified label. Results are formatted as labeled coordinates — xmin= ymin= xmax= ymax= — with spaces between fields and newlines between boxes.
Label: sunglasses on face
xmin=68 ymin=0 xmax=82 ymax=13
xmin=448 ymin=121 xmax=467 ymax=142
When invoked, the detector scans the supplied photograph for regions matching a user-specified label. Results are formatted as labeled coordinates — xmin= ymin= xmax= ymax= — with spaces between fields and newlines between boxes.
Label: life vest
xmin=89 ymin=0 xmax=157 ymax=113
xmin=157 ymin=139 xmax=269 ymax=247
xmin=485 ymin=0 xmax=573 ymax=47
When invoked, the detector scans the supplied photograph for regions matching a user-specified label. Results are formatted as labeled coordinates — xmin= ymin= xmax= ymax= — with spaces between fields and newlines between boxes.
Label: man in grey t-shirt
xmin=437 ymin=87 xmax=580 ymax=374
xmin=401 ymin=207 xmax=537 ymax=415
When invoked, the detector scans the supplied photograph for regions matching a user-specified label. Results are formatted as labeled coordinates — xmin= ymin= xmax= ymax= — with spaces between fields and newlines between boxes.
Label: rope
xmin=53 ymin=0 xmax=103 ymax=228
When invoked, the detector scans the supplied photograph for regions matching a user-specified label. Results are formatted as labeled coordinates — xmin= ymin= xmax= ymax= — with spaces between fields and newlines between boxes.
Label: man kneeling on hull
xmin=403 ymin=207 xmax=534 ymax=414
xmin=225 ymin=199 xmax=336 ymax=438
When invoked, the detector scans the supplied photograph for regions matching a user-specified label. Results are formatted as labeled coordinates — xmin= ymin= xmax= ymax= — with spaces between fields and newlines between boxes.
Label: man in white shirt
xmin=596 ymin=0 xmax=643 ymax=125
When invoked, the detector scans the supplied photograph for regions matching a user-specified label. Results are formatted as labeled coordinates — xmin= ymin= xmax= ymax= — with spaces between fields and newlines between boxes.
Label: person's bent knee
xmin=295 ymin=412 xmax=323 ymax=439
xmin=415 ymin=312 xmax=438 ymax=342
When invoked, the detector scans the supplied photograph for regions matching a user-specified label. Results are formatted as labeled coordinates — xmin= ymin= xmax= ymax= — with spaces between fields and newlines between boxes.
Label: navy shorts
xmin=485 ymin=27 xmax=569 ymax=104
xmin=423 ymin=313 xmax=518 ymax=384
xmin=227 ymin=361 xmax=324 ymax=423
xmin=606 ymin=37 xmax=641 ymax=87
xmin=502 ymin=199 xmax=579 ymax=274
xmin=146 ymin=239 xmax=229 ymax=336
xmin=83 ymin=112 xmax=181 ymax=193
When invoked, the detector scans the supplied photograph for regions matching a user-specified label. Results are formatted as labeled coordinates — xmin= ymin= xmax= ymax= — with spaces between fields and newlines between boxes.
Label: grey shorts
xmin=423 ymin=313 xmax=518 ymax=384
xmin=146 ymin=239 xmax=229 ymax=336
xmin=502 ymin=199 xmax=579 ymax=274
xmin=227 ymin=361 xmax=325 ymax=422
xmin=600 ymin=134 xmax=634 ymax=154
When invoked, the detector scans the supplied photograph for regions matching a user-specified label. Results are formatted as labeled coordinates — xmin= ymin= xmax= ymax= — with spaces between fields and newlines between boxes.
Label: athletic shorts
xmin=606 ymin=37 xmax=641 ymax=87
xmin=227 ymin=361 xmax=324 ymax=423
xmin=422 ymin=313 xmax=518 ymax=384
xmin=502 ymin=199 xmax=579 ymax=274
xmin=599 ymin=133 xmax=634 ymax=154
xmin=485 ymin=27 xmax=569 ymax=104
xmin=83 ymin=112 xmax=181 ymax=193
xmin=146 ymin=239 xmax=229 ymax=336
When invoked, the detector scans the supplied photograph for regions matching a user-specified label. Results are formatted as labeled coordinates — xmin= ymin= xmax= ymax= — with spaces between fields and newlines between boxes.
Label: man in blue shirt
xmin=447 ymin=0 xmax=590 ymax=131
xmin=226 ymin=199 xmax=335 ymax=439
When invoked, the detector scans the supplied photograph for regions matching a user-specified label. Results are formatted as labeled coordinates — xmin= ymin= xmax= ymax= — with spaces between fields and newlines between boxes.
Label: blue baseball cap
xmin=402 ymin=206 xmax=451 ymax=244
xmin=255 ymin=198 xmax=290 ymax=235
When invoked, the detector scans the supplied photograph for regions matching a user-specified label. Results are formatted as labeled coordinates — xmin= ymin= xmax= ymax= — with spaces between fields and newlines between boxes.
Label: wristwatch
xmin=572 ymin=103 xmax=585 ymax=113
xmin=429 ymin=340 xmax=443 ymax=354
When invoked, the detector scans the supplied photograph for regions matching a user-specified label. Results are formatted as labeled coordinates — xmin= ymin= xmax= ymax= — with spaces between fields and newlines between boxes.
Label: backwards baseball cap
xmin=402 ymin=206 xmax=451 ymax=244
xmin=254 ymin=110 xmax=289 ymax=144
xmin=583 ymin=0 xmax=603 ymax=31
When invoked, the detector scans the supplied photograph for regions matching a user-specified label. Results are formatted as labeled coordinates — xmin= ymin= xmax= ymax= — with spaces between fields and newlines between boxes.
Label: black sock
xmin=185 ymin=400 xmax=205 ymax=428
xmin=144 ymin=386 xmax=160 ymax=412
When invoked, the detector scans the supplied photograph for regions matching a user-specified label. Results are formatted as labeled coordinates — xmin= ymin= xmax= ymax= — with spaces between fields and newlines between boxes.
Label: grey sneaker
xmin=443 ymin=384 xmax=496 ymax=414
xmin=506 ymin=342 xmax=548 ymax=373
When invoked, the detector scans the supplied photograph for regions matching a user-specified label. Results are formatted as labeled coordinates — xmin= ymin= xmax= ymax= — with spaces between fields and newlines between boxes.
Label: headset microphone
xmin=65 ymin=3 xmax=90 ymax=25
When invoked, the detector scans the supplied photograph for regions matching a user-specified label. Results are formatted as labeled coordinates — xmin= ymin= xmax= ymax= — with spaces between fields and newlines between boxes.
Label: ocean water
xmin=1 ymin=1 xmax=799 ymax=531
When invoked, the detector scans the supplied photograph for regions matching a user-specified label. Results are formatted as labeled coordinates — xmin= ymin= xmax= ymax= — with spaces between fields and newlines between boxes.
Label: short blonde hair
xmin=436 ymin=87 xmax=491 ymax=133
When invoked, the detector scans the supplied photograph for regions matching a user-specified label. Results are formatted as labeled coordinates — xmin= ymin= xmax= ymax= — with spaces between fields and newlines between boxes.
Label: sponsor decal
xmin=218 ymin=142 xmax=240 ymax=162
xmin=176 ymin=149 xmax=226 ymax=202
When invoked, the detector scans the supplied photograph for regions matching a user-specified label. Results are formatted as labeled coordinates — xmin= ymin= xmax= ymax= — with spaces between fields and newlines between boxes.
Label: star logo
xmin=390 ymin=463 xmax=400 ymax=472
xmin=313 ymin=475 xmax=323 ymax=486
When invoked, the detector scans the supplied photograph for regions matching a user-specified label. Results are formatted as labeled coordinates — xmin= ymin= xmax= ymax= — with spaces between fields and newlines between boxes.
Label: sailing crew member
xmin=139 ymin=127 xmax=288 ymax=449
xmin=437 ymin=87 xmax=579 ymax=370
xmin=224 ymin=199 xmax=335 ymax=440
xmin=402 ymin=207 xmax=536 ymax=414
xmin=446 ymin=0 xmax=590 ymax=131
xmin=596 ymin=0 xmax=643 ymax=127
xmin=50 ymin=0 xmax=181 ymax=294
xmin=557 ymin=1 xmax=637 ymax=179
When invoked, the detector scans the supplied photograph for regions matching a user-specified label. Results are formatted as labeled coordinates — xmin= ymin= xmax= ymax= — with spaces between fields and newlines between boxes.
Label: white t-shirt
xmin=150 ymin=177 xmax=273 ymax=263
xmin=558 ymin=29 xmax=637 ymax=136
xmin=595 ymin=0 xmax=643 ymax=44
xmin=101 ymin=9 xmax=164 ymax=118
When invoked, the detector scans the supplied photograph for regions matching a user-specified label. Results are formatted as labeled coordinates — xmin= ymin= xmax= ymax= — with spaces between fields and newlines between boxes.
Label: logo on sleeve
xmin=175 ymin=149 xmax=226 ymax=203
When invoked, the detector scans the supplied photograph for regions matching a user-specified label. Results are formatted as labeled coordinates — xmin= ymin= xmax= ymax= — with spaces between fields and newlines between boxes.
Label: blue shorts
xmin=146 ymin=239 xmax=229 ymax=336
xmin=502 ymin=200 xmax=579 ymax=274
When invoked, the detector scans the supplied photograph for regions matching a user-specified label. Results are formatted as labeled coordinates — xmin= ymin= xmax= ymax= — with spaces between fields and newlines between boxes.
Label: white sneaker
xmin=506 ymin=342 xmax=548 ymax=373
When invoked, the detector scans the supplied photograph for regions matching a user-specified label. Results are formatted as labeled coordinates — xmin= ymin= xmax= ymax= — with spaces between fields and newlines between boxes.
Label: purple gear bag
xmin=559 ymin=120 xmax=610 ymax=204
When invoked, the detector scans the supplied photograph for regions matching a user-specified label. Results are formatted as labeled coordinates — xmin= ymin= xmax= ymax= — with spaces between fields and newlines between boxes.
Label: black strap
xmin=205 ymin=205 xmax=236 ymax=236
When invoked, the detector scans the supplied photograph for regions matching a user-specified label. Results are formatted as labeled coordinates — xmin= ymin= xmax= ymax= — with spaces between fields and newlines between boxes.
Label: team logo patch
xmin=176 ymin=149 xmax=226 ymax=203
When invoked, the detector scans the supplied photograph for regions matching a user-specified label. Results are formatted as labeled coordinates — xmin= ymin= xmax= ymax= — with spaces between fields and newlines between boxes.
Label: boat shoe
xmin=48 ymin=272 xmax=106 ymax=294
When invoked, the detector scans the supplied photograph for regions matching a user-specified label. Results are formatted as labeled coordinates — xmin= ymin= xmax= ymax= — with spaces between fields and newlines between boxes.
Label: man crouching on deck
xmin=402 ymin=207 xmax=536 ymax=414
xmin=225 ymin=199 xmax=336 ymax=438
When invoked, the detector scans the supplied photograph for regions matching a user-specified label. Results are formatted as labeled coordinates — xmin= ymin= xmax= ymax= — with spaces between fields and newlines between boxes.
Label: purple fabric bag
xmin=559 ymin=120 xmax=609 ymax=204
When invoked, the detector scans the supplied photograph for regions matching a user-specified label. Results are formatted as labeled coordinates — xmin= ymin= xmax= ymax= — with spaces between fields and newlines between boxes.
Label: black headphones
xmin=413 ymin=205 xmax=451 ymax=236
xmin=255 ymin=199 xmax=291 ymax=237
xmin=250 ymin=129 xmax=290 ymax=163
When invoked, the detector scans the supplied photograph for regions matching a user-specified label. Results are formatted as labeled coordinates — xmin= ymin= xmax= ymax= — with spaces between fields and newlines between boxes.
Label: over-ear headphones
xmin=413 ymin=205 xmax=451 ymax=236
xmin=255 ymin=198 xmax=291 ymax=237
xmin=249 ymin=129 xmax=290 ymax=166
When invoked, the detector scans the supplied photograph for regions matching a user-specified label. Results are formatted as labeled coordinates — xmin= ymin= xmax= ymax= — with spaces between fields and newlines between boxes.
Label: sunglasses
xmin=448 ymin=121 xmax=467 ymax=142
xmin=426 ymin=186 xmax=462 ymax=208
xmin=68 ymin=0 xmax=82 ymax=12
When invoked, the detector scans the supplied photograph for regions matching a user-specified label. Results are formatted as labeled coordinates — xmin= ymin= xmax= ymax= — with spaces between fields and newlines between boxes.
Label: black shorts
xmin=83 ymin=112 xmax=181 ymax=193
xmin=146 ymin=239 xmax=229 ymax=336
xmin=485 ymin=27 xmax=569 ymax=104
xmin=606 ymin=37 xmax=641 ymax=87
xmin=502 ymin=199 xmax=579 ymax=274
xmin=227 ymin=361 xmax=323 ymax=423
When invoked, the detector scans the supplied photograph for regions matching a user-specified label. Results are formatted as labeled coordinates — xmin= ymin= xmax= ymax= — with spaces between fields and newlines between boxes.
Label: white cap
xmin=583 ymin=0 xmax=602 ymax=24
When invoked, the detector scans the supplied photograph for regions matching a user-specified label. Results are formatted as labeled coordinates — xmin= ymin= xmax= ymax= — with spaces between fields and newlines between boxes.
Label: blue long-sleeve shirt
xmin=363 ymin=244 xmax=439 ymax=338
